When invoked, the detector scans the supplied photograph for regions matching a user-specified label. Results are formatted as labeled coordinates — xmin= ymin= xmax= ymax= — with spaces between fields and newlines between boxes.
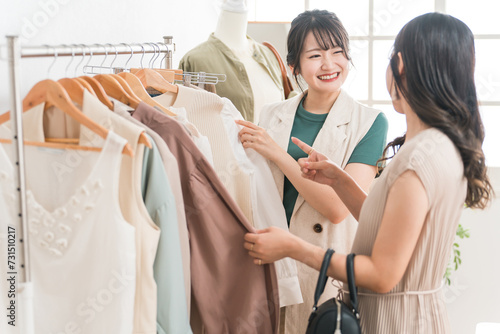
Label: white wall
xmin=447 ymin=167 xmax=500 ymax=334
xmin=0 ymin=0 xmax=220 ymax=112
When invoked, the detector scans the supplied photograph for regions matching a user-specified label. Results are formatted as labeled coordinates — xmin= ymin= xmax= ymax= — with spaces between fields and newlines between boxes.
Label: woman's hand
xmin=244 ymin=227 xmax=300 ymax=265
xmin=236 ymin=120 xmax=283 ymax=161
xmin=292 ymin=137 xmax=344 ymax=187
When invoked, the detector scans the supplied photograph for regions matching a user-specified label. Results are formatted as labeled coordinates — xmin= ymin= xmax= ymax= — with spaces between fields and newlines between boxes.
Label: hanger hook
xmin=74 ymin=44 xmax=85 ymax=77
xmin=94 ymin=44 xmax=108 ymax=74
xmin=45 ymin=44 xmax=58 ymax=77
xmin=101 ymin=44 xmax=109 ymax=67
xmin=121 ymin=43 xmax=133 ymax=70
xmin=152 ymin=42 xmax=162 ymax=68
xmin=159 ymin=42 xmax=169 ymax=68
xmin=84 ymin=45 xmax=93 ymax=74
xmin=106 ymin=43 xmax=118 ymax=68
xmin=137 ymin=43 xmax=145 ymax=69
xmin=145 ymin=42 xmax=155 ymax=68
xmin=63 ymin=44 xmax=75 ymax=77
xmin=152 ymin=42 xmax=160 ymax=68
xmin=91 ymin=44 xmax=106 ymax=74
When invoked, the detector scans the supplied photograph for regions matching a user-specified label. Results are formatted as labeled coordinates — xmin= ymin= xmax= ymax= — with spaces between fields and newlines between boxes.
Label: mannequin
xmin=213 ymin=7 xmax=249 ymax=51
xmin=214 ymin=3 xmax=283 ymax=123
xmin=179 ymin=0 xmax=284 ymax=123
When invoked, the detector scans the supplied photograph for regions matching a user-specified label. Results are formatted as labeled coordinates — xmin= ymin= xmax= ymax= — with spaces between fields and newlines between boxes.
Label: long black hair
xmin=381 ymin=12 xmax=493 ymax=208
xmin=286 ymin=9 xmax=350 ymax=91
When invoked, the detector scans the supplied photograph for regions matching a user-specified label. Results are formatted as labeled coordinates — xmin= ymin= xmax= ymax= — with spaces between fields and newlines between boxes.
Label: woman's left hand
xmin=244 ymin=227 xmax=299 ymax=265
xmin=236 ymin=120 xmax=282 ymax=161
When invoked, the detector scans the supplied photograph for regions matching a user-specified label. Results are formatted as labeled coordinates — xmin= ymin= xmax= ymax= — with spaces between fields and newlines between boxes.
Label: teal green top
xmin=283 ymin=100 xmax=388 ymax=225
xmin=141 ymin=136 xmax=192 ymax=334
xmin=347 ymin=113 xmax=388 ymax=165
xmin=283 ymin=99 xmax=328 ymax=224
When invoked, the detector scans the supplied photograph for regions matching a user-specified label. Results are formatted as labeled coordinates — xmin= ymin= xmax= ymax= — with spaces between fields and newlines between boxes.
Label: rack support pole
xmin=7 ymin=35 xmax=31 ymax=284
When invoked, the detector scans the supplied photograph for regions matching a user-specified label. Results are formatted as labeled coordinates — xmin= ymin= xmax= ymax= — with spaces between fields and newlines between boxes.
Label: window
xmin=248 ymin=0 xmax=500 ymax=166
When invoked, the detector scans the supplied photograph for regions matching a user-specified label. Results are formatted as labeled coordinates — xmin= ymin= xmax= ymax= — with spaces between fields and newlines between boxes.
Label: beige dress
xmin=350 ymin=128 xmax=467 ymax=333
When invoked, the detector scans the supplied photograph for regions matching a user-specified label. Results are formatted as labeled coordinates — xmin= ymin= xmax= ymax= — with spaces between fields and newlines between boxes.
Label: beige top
xmin=351 ymin=128 xmax=467 ymax=333
xmin=259 ymin=90 xmax=382 ymax=334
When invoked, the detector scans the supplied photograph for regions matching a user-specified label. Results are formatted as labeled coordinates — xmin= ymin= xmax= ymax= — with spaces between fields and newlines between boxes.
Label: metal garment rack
xmin=4 ymin=36 xmax=183 ymax=318
xmin=4 ymin=35 xmax=226 ymax=285
xmin=6 ymin=36 xmax=30 ymax=285
xmin=5 ymin=37 xmax=175 ymax=287
xmin=3 ymin=35 xmax=227 ymax=333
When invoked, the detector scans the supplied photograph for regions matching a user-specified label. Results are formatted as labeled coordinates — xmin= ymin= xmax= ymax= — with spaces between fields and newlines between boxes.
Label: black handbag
xmin=305 ymin=250 xmax=361 ymax=334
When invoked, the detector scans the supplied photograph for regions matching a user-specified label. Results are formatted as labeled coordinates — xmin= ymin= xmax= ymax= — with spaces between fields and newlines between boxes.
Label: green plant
xmin=444 ymin=223 xmax=471 ymax=285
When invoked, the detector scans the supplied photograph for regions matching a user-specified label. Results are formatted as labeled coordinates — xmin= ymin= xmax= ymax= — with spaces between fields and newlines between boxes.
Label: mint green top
xmin=141 ymin=136 xmax=192 ymax=334
xmin=283 ymin=100 xmax=388 ymax=225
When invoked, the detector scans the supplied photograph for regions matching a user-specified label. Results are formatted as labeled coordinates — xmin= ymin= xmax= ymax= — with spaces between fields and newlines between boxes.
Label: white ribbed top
xmin=154 ymin=86 xmax=253 ymax=223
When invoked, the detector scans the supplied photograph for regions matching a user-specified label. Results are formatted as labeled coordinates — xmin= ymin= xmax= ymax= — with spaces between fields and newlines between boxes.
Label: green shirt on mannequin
xmin=179 ymin=34 xmax=287 ymax=121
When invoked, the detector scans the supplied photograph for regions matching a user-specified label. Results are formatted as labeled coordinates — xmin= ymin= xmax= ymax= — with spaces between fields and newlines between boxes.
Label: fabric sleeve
xmin=347 ymin=112 xmax=389 ymax=166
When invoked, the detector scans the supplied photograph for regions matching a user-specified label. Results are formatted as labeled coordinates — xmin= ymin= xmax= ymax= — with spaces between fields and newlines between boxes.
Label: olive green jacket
xmin=179 ymin=34 xmax=287 ymax=121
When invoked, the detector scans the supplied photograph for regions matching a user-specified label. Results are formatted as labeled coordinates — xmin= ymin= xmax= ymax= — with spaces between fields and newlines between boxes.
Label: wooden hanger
xmin=79 ymin=76 xmax=114 ymax=110
xmin=133 ymin=68 xmax=179 ymax=94
xmin=169 ymin=69 xmax=184 ymax=82
xmin=0 ymin=79 xmax=133 ymax=157
xmin=117 ymin=72 xmax=176 ymax=116
xmin=109 ymin=74 xmax=143 ymax=103
xmin=83 ymin=74 xmax=153 ymax=148
xmin=46 ymin=78 xmax=85 ymax=145
xmin=57 ymin=78 xmax=84 ymax=105
xmin=152 ymin=69 xmax=175 ymax=83
xmin=94 ymin=74 xmax=140 ymax=109
xmin=131 ymin=67 xmax=183 ymax=82
xmin=75 ymin=76 xmax=151 ymax=149
xmin=74 ymin=77 xmax=96 ymax=96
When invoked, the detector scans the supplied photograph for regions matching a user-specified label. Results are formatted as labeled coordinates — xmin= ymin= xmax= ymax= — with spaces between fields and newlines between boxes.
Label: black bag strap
xmin=312 ymin=249 xmax=335 ymax=310
xmin=346 ymin=253 xmax=360 ymax=319
xmin=311 ymin=251 xmax=360 ymax=317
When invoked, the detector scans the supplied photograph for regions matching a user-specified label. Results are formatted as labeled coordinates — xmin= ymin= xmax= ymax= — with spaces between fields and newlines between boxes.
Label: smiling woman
xmin=236 ymin=9 xmax=388 ymax=334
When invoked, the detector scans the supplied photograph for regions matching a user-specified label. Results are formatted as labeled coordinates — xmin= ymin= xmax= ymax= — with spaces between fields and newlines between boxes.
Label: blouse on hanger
xmin=48 ymin=91 xmax=161 ymax=334
xmin=0 ymin=131 xmax=136 ymax=333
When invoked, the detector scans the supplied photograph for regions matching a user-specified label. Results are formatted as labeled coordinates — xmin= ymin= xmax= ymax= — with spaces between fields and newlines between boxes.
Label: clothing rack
xmin=5 ymin=35 xmax=226 ymax=333
xmin=19 ymin=41 xmax=174 ymax=74
xmin=5 ymin=38 xmax=176 ymax=285
xmin=5 ymin=34 xmax=228 ymax=282
xmin=13 ymin=40 xmax=227 ymax=84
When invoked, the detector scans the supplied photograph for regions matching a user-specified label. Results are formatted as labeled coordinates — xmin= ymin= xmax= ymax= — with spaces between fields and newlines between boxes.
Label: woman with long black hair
xmin=244 ymin=12 xmax=493 ymax=333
